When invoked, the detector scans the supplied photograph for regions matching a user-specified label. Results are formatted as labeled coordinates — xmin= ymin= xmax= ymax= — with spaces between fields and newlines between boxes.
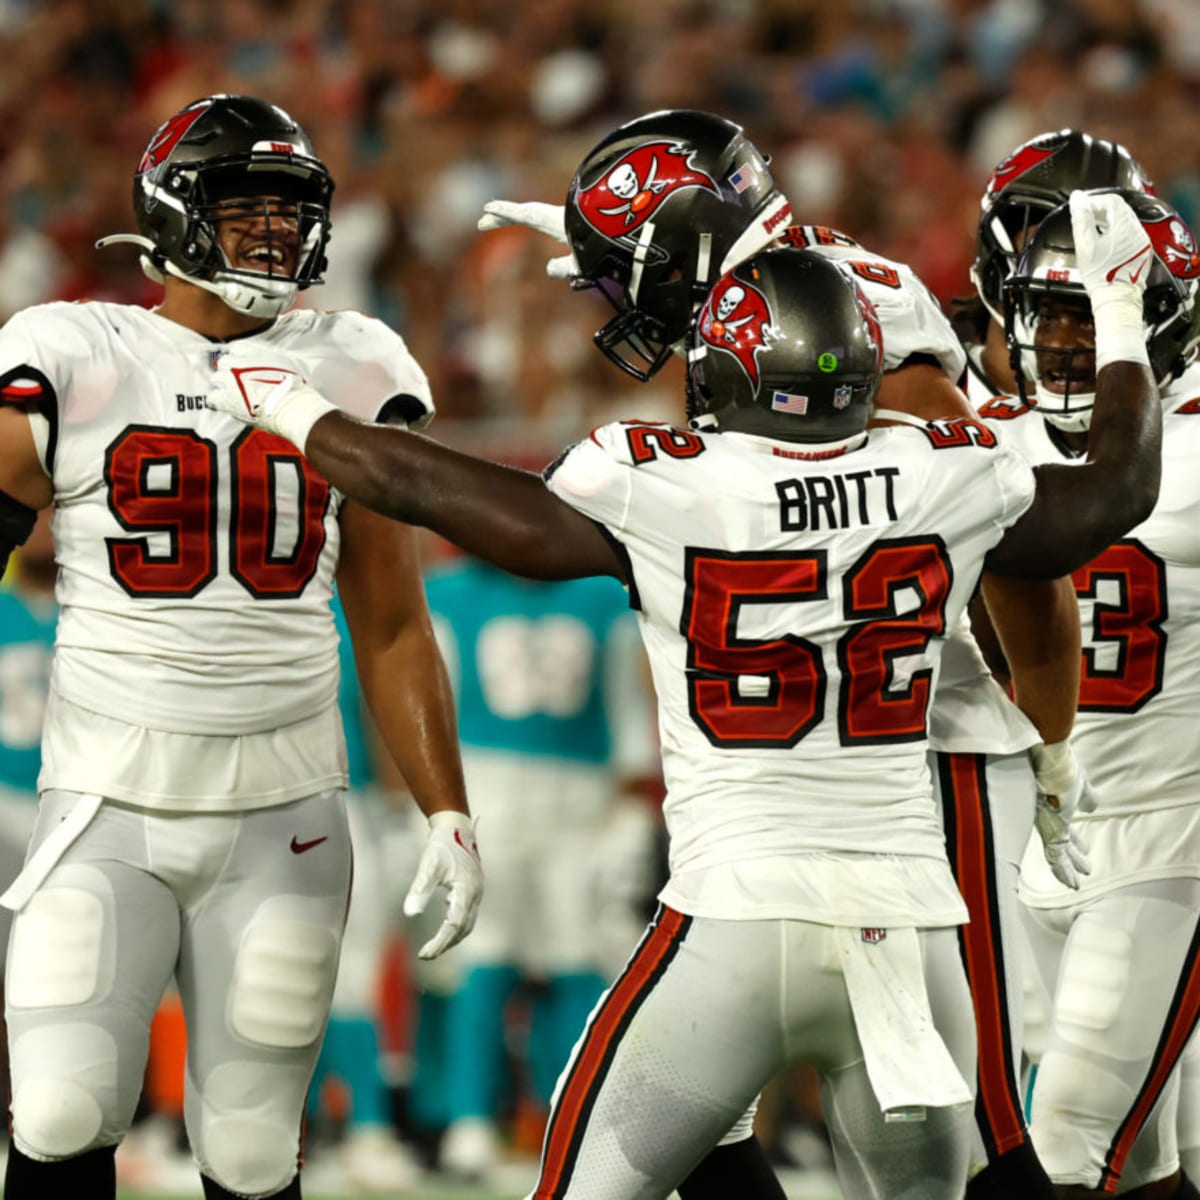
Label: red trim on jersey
xmin=534 ymin=906 xmax=690 ymax=1198
xmin=944 ymin=753 xmax=1028 ymax=1157
xmin=770 ymin=441 xmax=858 ymax=461
xmin=1100 ymin=923 xmax=1200 ymax=1192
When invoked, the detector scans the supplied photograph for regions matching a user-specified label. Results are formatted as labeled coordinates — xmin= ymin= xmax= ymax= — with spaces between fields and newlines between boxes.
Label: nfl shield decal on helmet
xmin=697 ymin=274 xmax=778 ymax=386
xmin=575 ymin=141 xmax=720 ymax=241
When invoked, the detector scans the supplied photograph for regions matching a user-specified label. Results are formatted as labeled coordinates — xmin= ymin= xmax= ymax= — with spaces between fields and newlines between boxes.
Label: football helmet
xmin=973 ymin=130 xmax=1154 ymax=324
xmin=1005 ymin=189 xmax=1200 ymax=431
xmin=98 ymin=95 xmax=334 ymax=318
xmin=686 ymin=248 xmax=882 ymax=444
xmin=564 ymin=109 xmax=791 ymax=381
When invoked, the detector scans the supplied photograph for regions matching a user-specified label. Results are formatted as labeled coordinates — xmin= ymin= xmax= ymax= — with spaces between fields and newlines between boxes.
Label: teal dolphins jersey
xmin=424 ymin=559 xmax=638 ymax=766
xmin=332 ymin=593 xmax=372 ymax=792
xmin=0 ymin=587 xmax=56 ymax=795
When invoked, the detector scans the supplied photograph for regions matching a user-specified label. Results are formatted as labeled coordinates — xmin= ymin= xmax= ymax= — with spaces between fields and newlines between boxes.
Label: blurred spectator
xmin=0 ymin=0 xmax=1193 ymax=432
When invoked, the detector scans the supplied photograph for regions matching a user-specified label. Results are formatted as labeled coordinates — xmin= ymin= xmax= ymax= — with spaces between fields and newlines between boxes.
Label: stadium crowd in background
xmin=2 ymin=1 xmax=1200 ymax=1197
xmin=0 ymin=0 xmax=1197 ymax=433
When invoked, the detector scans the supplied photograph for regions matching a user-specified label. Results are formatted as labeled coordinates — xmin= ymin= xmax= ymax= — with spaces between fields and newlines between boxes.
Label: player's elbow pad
xmin=0 ymin=490 xmax=37 ymax=575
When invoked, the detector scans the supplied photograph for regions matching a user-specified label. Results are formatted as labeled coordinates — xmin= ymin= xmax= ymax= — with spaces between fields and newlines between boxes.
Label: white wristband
xmin=1089 ymin=287 xmax=1150 ymax=374
xmin=1031 ymin=740 xmax=1075 ymax=794
xmin=268 ymin=386 xmax=338 ymax=453
xmin=428 ymin=809 xmax=474 ymax=833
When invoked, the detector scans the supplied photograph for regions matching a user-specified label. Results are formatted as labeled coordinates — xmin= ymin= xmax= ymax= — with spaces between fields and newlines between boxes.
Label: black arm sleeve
xmin=0 ymin=489 xmax=37 ymax=576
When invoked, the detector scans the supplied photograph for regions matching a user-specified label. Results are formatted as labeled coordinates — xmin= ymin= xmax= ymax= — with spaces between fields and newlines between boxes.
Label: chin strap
xmin=95 ymin=233 xmax=298 ymax=318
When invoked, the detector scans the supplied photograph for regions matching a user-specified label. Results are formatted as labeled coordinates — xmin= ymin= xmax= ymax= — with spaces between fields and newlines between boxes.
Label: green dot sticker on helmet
xmin=818 ymin=353 xmax=838 ymax=373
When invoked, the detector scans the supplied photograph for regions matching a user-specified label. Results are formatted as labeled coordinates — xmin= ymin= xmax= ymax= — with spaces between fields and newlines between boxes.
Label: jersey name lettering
xmin=776 ymin=467 xmax=900 ymax=532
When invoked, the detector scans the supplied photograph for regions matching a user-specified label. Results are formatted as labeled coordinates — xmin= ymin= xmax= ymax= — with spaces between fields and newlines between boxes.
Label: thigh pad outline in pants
xmin=177 ymin=792 xmax=351 ymax=1198
xmin=1029 ymin=878 xmax=1200 ymax=1191
xmin=5 ymin=796 xmax=182 ymax=1161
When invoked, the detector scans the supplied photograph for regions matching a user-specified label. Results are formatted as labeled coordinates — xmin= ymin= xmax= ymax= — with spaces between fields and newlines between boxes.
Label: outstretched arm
xmin=205 ymin=365 xmax=624 ymax=582
xmin=986 ymin=193 xmax=1161 ymax=578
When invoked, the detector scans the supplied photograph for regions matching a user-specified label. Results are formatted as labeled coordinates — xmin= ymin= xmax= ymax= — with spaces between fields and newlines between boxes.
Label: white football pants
xmin=526 ymin=906 xmax=976 ymax=1200
xmin=1023 ymin=875 xmax=1200 ymax=1191
xmin=5 ymin=788 xmax=351 ymax=1198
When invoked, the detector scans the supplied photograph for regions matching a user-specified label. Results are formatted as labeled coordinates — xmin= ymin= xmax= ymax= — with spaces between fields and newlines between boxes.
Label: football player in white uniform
xmin=961 ymin=128 xmax=1155 ymax=412
xmin=980 ymin=190 xmax=1200 ymax=1200
xmin=205 ymin=191 xmax=1161 ymax=1200
xmin=479 ymin=109 xmax=1080 ymax=1199
xmin=0 ymin=94 xmax=483 ymax=1200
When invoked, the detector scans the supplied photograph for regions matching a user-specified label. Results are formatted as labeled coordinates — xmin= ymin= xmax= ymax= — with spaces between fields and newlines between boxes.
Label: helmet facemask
xmin=1006 ymin=284 xmax=1097 ymax=431
xmin=147 ymin=158 xmax=332 ymax=318
xmin=103 ymin=95 xmax=335 ymax=320
xmin=569 ymin=249 xmax=678 ymax=380
xmin=1004 ymin=189 xmax=1200 ymax=433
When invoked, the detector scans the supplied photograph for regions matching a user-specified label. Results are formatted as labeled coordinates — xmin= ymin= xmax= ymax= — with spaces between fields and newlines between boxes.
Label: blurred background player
xmin=303 ymin=594 xmax=426 ymax=1195
xmin=0 ymin=509 xmax=55 ymax=1106
xmin=984 ymin=189 xmax=1200 ymax=1200
xmin=422 ymin=552 xmax=659 ymax=1182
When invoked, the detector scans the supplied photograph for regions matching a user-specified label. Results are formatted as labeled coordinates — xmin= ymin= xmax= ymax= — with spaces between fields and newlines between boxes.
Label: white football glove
xmin=403 ymin=810 xmax=484 ymax=959
xmin=206 ymin=348 xmax=337 ymax=452
xmin=477 ymin=199 xmax=578 ymax=279
xmin=1068 ymin=189 xmax=1153 ymax=372
xmin=1030 ymin=739 xmax=1098 ymax=890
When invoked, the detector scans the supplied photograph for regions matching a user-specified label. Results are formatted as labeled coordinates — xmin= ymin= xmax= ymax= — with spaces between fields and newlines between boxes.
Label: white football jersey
xmin=787 ymin=229 xmax=1036 ymax=754
xmin=547 ymin=417 xmax=1035 ymax=924
xmin=963 ymin=346 xmax=1002 ymax=409
xmin=983 ymin=363 xmax=1200 ymax=820
xmin=782 ymin=225 xmax=967 ymax=382
xmin=0 ymin=301 xmax=432 ymax=807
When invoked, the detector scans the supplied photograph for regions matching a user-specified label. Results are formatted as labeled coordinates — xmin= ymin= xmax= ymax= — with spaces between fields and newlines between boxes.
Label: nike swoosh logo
xmin=290 ymin=835 xmax=328 ymax=854
xmin=1106 ymin=245 xmax=1151 ymax=284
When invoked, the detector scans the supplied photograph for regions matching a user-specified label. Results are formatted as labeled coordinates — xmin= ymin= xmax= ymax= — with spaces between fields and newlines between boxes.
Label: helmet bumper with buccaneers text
xmin=686 ymin=248 xmax=882 ymax=444
xmin=564 ymin=109 xmax=791 ymax=381
xmin=99 ymin=94 xmax=334 ymax=319
xmin=973 ymin=129 xmax=1154 ymax=324
xmin=1004 ymin=189 xmax=1200 ymax=432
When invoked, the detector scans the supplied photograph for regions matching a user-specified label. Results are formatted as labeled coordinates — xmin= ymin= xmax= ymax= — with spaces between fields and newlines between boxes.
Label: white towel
xmin=836 ymin=924 xmax=973 ymax=1118
xmin=0 ymin=793 xmax=103 ymax=912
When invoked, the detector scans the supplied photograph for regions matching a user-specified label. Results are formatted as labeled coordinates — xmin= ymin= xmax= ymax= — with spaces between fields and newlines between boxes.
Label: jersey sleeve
xmin=543 ymin=422 xmax=634 ymax=532
xmin=310 ymin=312 xmax=435 ymax=430
xmin=0 ymin=305 xmax=73 ymax=475
xmin=809 ymin=245 xmax=966 ymax=382
xmin=988 ymin=443 xmax=1037 ymax=533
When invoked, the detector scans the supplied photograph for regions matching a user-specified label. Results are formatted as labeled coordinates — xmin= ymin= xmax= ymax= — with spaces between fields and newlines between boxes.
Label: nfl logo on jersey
xmin=861 ymin=928 xmax=887 ymax=944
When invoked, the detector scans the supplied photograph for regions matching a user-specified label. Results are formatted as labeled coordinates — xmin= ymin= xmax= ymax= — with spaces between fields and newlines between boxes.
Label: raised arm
xmin=986 ymin=193 xmax=1161 ymax=578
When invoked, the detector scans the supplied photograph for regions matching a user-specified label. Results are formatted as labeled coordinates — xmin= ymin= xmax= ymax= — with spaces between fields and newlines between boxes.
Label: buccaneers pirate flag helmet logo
xmin=574 ymin=140 xmax=720 ymax=243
